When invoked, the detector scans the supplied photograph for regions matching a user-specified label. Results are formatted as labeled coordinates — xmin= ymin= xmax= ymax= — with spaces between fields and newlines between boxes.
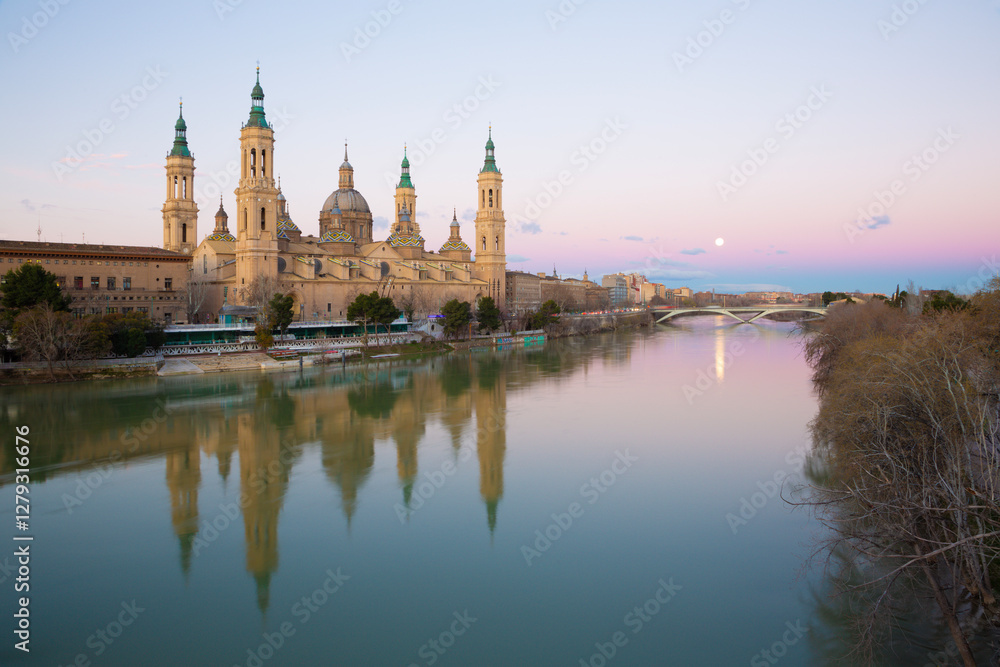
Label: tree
xmin=648 ymin=294 xmax=668 ymax=307
xmin=528 ymin=299 xmax=561 ymax=330
xmin=255 ymin=323 xmax=274 ymax=352
xmin=803 ymin=293 xmax=1000 ymax=664
xmin=476 ymin=296 xmax=501 ymax=333
xmin=923 ymin=290 xmax=968 ymax=313
xmin=397 ymin=285 xmax=430 ymax=323
xmin=243 ymin=274 xmax=285 ymax=324
xmin=268 ymin=293 xmax=294 ymax=339
xmin=102 ymin=312 xmax=165 ymax=357
xmin=12 ymin=305 xmax=76 ymax=380
xmin=182 ymin=276 xmax=211 ymax=323
xmin=1 ymin=264 xmax=71 ymax=330
xmin=347 ymin=291 xmax=400 ymax=348
xmin=441 ymin=299 xmax=472 ymax=339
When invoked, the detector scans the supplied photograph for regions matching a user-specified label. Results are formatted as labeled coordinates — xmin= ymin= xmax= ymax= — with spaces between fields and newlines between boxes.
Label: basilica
xmin=165 ymin=68 xmax=508 ymax=322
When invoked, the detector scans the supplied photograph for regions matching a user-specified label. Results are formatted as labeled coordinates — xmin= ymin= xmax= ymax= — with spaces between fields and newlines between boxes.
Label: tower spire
xmin=481 ymin=126 xmax=499 ymax=173
xmin=170 ymin=99 xmax=191 ymax=157
xmin=247 ymin=65 xmax=267 ymax=128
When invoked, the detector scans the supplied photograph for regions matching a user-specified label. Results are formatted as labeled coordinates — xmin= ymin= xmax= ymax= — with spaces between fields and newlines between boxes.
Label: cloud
xmin=519 ymin=221 xmax=541 ymax=234
xmin=864 ymin=215 xmax=891 ymax=230
xmin=461 ymin=208 xmax=475 ymax=222
xmin=705 ymin=283 xmax=793 ymax=293
xmin=775 ymin=249 xmax=788 ymax=255
xmin=20 ymin=199 xmax=56 ymax=212
xmin=621 ymin=235 xmax=643 ymax=242
xmin=507 ymin=254 xmax=530 ymax=263
xmin=680 ymin=248 xmax=705 ymax=255
xmin=372 ymin=215 xmax=390 ymax=231
xmin=556 ymin=231 xmax=568 ymax=236
xmin=646 ymin=268 xmax=714 ymax=281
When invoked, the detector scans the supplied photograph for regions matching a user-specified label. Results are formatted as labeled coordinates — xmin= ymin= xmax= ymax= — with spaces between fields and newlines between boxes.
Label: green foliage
xmin=255 ymin=323 xmax=274 ymax=351
xmin=101 ymin=312 xmax=164 ymax=357
xmin=268 ymin=293 xmax=295 ymax=336
xmin=923 ymin=291 xmax=968 ymax=313
xmin=822 ymin=291 xmax=850 ymax=306
xmin=1 ymin=264 xmax=71 ymax=328
xmin=476 ymin=296 xmax=501 ymax=333
xmin=441 ymin=299 xmax=472 ymax=338
xmin=528 ymin=299 xmax=561 ymax=329
xmin=347 ymin=291 xmax=401 ymax=345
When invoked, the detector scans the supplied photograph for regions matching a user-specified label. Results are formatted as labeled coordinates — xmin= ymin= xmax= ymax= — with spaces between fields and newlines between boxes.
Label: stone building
xmin=182 ymin=68 xmax=507 ymax=321
xmin=0 ymin=240 xmax=191 ymax=323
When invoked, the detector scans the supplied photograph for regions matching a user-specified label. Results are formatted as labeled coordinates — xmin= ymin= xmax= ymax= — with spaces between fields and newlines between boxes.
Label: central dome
xmin=322 ymin=188 xmax=370 ymax=214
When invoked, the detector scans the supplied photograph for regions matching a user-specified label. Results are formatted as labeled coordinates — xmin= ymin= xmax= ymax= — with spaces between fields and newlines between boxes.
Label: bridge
xmin=651 ymin=305 xmax=827 ymax=324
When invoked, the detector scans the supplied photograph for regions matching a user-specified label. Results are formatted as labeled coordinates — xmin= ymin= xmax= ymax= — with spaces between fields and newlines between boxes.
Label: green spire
xmin=480 ymin=126 xmax=499 ymax=173
xmin=169 ymin=100 xmax=191 ymax=157
xmin=246 ymin=65 xmax=269 ymax=129
xmin=397 ymin=145 xmax=413 ymax=189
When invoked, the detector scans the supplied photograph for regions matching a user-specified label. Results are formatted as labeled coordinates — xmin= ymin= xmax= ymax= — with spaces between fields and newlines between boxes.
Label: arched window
xmin=482 ymin=190 xmax=485 ymax=207
xmin=489 ymin=189 xmax=493 ymax=207
xmin=243 ymin=150 xmax=247 ymax=178
xmin=261 ymin=149 xmax=266 ymax=178
xmin=203 ymin=255 xmax=207 ymax=275
xmin=250 ymin=149 xmax=256 ymax=177
xmin=243 ymin=208 xmax=248 ymax=232
xmin=495 ymin=235 xmax=499 ymax=251
xmin=173 ymin=175 xmax=178 ymax=199
xmin=260 ymin=207 xmax=266 ymax=230
xmin=182 ymin=223 xmax=187 ymax=243
xmin=482 ymin=236 xmax=486 ymax=251
xmin=182 ymin=176 xmax=187 ymax=199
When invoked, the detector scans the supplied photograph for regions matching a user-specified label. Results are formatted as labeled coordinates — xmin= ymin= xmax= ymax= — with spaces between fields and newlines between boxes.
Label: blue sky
xmin=1 ymin=0 xmax=998 ymax=294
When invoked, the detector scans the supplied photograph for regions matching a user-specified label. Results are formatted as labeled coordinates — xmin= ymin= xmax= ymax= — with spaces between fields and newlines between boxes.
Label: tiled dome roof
xmin=321 ymin=229 xmax=355 ymax=243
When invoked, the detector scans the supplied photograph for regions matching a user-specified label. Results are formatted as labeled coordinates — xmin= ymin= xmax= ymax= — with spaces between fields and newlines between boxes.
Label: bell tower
xmin=234 ymin=66 xmax=279 ymax=292
xmin=473 ymin=127 xmax=506 ymax=305
xmin=162 ymin=101 xmax=198 ymax=254
xmin=392 ymin=146 xmax=419 ymax=236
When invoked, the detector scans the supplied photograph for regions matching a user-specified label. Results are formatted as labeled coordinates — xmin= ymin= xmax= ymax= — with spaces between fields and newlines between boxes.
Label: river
xmin=0 ymin=319 xmax=948 ymax=665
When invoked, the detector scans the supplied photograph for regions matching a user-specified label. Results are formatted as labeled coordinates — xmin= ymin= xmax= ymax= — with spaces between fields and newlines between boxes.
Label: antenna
xmin=36 ymin=214 xmax=41 ymax=242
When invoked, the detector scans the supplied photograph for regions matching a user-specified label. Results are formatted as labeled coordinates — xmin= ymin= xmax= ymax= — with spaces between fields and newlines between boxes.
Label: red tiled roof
xmin=0 ymin=239 xmax=189 ymax=260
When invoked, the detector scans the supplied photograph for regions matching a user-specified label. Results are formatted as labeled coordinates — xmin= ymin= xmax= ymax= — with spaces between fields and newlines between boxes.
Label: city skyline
xmin=1 ymin=0 xmax=998 ymax=295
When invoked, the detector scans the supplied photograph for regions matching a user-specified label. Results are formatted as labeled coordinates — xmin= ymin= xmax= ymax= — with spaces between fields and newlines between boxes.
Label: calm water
xmin=0 ymin=319 xmax=952 ymax=666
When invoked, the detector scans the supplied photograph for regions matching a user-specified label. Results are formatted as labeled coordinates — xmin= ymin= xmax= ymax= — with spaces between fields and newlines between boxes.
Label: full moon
xmin=715 ymin=238 xmax=724 ymax=246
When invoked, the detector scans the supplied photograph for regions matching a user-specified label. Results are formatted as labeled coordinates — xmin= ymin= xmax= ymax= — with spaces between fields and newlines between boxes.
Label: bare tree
xmin=242 ymin=274 xmax=286 ymax=323
xmin=804 ymin=303 xmax=1000 ymax=665
xmin=13 ymin=305 xmax=77 ymax=380
xmin=397 ymin=285 xmax=431 ymax=322
xmin=182 ymin=276 xmax=211 ymax=323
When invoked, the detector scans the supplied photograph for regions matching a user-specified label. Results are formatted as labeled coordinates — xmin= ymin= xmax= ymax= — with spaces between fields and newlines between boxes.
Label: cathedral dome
xmin=322 ymin=188 xmax=370 ymax=214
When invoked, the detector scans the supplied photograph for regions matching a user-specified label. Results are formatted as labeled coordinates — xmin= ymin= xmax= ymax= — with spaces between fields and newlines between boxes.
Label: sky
xmin=1 ymin=0 xmax=998 ymax=294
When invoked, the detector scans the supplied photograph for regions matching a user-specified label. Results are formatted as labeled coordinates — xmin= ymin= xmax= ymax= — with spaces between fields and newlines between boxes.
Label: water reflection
xmin=0 ymin=340 xmax=630 ymax=617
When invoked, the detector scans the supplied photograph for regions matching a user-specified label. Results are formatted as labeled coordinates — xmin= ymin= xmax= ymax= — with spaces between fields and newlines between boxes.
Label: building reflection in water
xmin=1 ymin=339 xmax=611 ymax=616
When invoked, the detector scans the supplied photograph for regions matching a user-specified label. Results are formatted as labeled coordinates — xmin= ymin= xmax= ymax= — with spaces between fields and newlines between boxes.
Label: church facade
xmin=171 ymin=68 xmax=507 ymax=322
